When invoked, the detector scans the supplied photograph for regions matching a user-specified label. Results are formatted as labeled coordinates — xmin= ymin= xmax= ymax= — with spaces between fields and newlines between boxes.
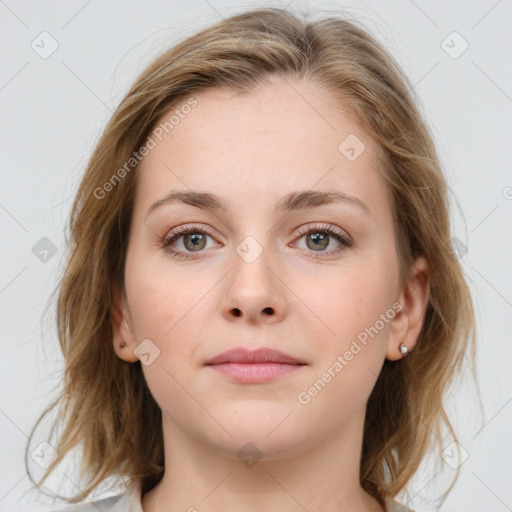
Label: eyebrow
xmin=145 ymin=189 xmax=370 ymax=218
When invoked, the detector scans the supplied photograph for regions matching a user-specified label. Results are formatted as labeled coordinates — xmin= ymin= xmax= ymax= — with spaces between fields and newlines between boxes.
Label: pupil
xmin=185 ymin=233 xmax=206 ymax=251
xmin=307 ymin=232 xmax=328 ymax=251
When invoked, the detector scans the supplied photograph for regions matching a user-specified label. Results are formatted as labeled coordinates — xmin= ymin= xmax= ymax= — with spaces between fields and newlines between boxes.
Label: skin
xmin=112 ymin=76 xmax=430 ymax=512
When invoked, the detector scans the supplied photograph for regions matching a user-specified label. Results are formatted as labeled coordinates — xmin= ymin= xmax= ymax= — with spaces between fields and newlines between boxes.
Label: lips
xmin=205 ymin=347 xmax=306 ymax=383
xmin=205 ymin=347 xmax=306 ymax=366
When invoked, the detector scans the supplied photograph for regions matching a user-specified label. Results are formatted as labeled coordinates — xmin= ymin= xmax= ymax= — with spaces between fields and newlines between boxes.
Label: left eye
xmin=293 ymin=225 xmax=352 ymax=254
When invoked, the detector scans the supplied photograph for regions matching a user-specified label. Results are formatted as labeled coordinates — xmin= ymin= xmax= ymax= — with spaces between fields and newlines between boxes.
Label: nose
xmin=220 ymin=244 xmax=288 ymax=324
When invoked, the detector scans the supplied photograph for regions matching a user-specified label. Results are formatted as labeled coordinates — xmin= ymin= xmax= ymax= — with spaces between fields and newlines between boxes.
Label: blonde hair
xmin=26 ymin=7 xmax=476 ymax=506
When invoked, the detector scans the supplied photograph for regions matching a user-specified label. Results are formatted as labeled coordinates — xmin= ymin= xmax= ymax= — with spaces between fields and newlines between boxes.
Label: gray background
xmin=1 ymin=0 xmax=511 ymax=510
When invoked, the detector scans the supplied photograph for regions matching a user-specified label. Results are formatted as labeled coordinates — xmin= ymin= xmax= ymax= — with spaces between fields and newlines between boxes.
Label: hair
xmin=26 ymin=6 xmax=477 ymax=508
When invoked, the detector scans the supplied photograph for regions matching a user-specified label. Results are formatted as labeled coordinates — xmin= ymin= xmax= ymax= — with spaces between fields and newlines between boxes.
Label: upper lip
xmin=205 ymin=347 xmax=306 ymax=365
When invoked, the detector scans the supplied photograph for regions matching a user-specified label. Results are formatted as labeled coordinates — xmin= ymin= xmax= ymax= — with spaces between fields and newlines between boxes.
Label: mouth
xmin=205 ymin=347 xmax=307 ymax=383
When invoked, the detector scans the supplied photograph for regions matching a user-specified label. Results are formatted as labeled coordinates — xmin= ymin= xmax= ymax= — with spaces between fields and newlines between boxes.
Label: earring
xmin=120 ymin=341 xmax=126 ymax=348
xmin=400 ymin=343 xmax=408 ymax=356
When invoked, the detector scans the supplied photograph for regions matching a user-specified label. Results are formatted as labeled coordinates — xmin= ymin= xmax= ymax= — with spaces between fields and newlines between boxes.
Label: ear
xmin=111 ymin=286 xmax=138 ymax=363
xmin=386 ymin=256 xmax=430 ymax=361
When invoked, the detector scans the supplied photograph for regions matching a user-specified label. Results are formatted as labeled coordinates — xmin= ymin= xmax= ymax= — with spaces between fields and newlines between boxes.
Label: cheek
xmin=124 ymin=244 xmax=195 ymax=338
xmin=126 ymin=277 xmax=176 ymax=338
xmin=124 ymin=247 xmax=213 ymax=369
xmin=295 ymin=263 xmax=395 ymax=419
xmin=306 ymin=262 xmax=395 ymax=324
xmin=295 ymin=256 xmax=397 ymax=367
xmin=123 ymin=255 xmax=205 ymax=413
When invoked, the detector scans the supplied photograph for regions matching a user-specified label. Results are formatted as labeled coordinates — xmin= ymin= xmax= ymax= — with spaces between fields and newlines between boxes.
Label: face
xmin=113 ymin=76 xmax=428 ymax=459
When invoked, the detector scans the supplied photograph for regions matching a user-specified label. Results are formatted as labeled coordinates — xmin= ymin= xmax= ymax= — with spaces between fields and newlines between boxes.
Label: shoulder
xmin=53 ymin=482 xmax=142 ymax=512
xmin=54 ymin=494 xmax=123 ymax=512
xmin=386 ymin=499 xmax=416 ymax=512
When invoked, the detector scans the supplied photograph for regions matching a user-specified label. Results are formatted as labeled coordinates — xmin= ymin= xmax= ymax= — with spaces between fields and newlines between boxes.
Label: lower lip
xmin=207 ymin=362 xmax=304 ymax=383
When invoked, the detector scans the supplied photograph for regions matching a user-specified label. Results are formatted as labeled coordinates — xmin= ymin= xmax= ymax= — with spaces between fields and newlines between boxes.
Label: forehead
xmin=136 ymin=77 xmax=387 ymax=214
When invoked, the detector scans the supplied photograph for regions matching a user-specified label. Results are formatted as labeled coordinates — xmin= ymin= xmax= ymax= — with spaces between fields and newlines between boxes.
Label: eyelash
xmin=161 ymin=223 xmax=353 ymax=260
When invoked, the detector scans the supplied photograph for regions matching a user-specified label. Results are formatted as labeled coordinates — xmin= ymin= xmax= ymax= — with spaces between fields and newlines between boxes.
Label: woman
xmin=27 ymin=7 xmax=476 ymax=512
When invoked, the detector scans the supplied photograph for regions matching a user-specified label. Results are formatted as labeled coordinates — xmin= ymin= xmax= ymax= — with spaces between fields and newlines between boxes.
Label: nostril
xmin=232 ymin=308 xmax=242 ymax=317
xmin=262 ymin=307 xmax=274 ymax=315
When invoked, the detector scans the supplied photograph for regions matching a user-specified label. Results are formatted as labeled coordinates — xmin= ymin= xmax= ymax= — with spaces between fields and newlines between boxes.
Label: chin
xmin=207 ymin=433 xmax=308 ymax=464
xmin=201 ymin=406 xmax=313 ymax=459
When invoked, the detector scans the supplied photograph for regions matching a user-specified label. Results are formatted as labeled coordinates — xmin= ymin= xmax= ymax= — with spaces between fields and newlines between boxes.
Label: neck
xmin=141 ymin=408 xmax=384 ymax=512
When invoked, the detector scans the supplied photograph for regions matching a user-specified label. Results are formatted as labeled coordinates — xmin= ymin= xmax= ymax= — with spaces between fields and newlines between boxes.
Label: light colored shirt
xmin=54 ymin=481 xmax=415 ymax=512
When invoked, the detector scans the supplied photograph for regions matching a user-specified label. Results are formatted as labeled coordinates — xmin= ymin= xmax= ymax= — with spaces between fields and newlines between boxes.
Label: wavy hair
xmin=26 ymin=6 xmax=476 ymax=507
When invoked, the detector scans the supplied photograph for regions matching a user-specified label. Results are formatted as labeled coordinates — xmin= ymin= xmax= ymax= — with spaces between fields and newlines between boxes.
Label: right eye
xmin=162 ymin=225 xmax=220 ymax=259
